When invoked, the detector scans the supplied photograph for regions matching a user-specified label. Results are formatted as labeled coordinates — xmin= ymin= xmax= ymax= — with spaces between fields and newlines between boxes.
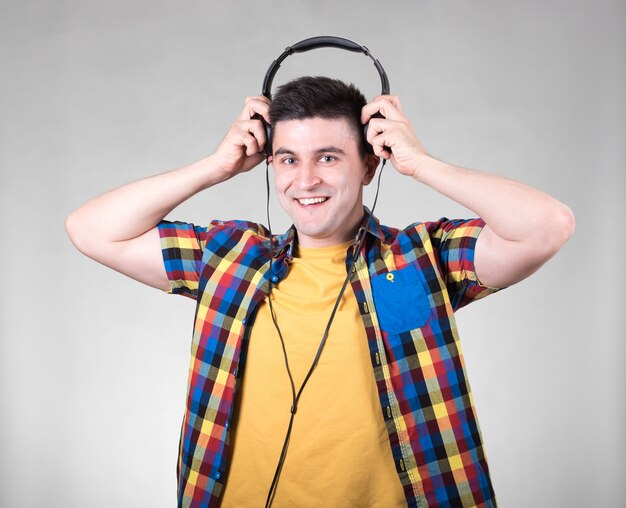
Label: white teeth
xmin=298 ymin=197 xmax=327 ymax=206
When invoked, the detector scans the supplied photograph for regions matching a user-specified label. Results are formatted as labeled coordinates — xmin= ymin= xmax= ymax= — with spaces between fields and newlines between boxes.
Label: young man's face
xmin=269 ymin=117 xmax=378 ymax=248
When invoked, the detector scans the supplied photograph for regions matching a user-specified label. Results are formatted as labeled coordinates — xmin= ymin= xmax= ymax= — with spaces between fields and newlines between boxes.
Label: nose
xmin=295 ymin=161 xmax=321 ymax=190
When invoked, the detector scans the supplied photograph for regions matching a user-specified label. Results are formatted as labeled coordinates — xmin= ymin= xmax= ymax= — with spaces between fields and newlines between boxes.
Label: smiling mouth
xmin=297 ymin=197 xmax=328 ymax=206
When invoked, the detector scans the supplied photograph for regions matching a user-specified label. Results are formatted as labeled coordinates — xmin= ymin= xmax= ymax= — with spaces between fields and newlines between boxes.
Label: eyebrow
xmin=273 ymin=146 xmax=347 ymax=156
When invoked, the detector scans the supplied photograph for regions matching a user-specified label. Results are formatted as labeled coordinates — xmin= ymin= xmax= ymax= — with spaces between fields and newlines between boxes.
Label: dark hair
xmin=269 ymin=76 xmax=367 ymax=155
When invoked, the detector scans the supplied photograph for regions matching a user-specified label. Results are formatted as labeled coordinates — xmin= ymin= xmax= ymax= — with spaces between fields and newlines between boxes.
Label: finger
xmin=370 ymin=94 xmax=402 ymax=111
xmin=232 ymin=118 xmax=268 ymax=152
xmin=361 ymin=98 xmax=404 ymax=123
xmin=238 ymin=130 xmax=262 ymax=157
xmin=367 ymin=121 xmax=393 ymax=160
xmin=242 ymin=119 xmax=268 ymax=151
xmin=225 ymin=121 xmax=261 ymax=154
xmin=361 ymin=97 xmax=403 ymax=124
xmin=240 ymin=96 xmax=272 ymax=123
xmin=243 ymin=95 xmax=271 ymax=108
xmin=245 ymin=94 xmax=271 ymax=105
xmin=371 ymin=134 xmax=392 ymax=160
xmin=364 ymin=117 xmax=387 ymax=147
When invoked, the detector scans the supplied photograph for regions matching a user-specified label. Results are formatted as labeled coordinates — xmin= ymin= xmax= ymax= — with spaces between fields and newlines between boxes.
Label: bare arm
xmin=363 ymin=96 xmax=575 ymax=289
xmin=65 ymin=96 xmax=271 ymax=290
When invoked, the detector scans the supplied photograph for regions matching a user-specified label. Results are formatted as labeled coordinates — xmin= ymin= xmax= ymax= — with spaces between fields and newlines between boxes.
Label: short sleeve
xmin=425 ymin=217 xmax=501 ymax=311
xmin=158 ymin=220 xmax=210 ymax=299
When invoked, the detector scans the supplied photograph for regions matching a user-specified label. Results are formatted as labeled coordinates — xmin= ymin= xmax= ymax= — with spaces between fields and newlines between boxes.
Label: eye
xmin=319 ymin=155 xmax=336 ymax=163
xmin=281 ymin=157 xmax=297 ymax=165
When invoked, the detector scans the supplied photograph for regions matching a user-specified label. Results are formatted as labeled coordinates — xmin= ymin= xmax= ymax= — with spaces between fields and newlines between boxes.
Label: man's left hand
xmin=362 ymin=96 xmax=429 ymax=178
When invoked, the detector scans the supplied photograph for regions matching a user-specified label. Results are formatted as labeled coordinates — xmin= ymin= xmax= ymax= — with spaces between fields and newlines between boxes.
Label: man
xmin=65 ymin=76 xmax=575 ymax=507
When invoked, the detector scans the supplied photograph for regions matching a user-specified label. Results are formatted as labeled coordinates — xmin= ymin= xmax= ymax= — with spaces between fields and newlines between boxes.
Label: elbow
xmin=64 ymin=211 xmax=77 ymax=245
xmin=547 ymin=203 xmax=575 ymax=254
xmin=557 ymin=203 xmax=575 ymax=243
xmin=65 ymin=210 xmax=90 ymax=255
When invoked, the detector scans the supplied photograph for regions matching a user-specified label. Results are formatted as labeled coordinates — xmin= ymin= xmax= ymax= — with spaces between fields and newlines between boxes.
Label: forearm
xmin=65 ymin=154 xmax=226 ymax=251
xmin=414 ymin=155 xmax=574 ymax=247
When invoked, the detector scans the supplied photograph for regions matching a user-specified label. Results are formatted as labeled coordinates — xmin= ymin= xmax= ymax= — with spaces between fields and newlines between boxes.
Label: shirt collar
xmin=358 ymin=206 xmax=385 ymax=242
xmin=273 ymin=226 xmax=297 ymax=261
xmin=272 ymin=207 xmax=384 ymax=262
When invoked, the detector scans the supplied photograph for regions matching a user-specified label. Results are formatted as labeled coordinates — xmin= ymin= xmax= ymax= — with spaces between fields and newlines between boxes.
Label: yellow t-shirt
xmin=221 ymin=241 xmax=406 ymax=507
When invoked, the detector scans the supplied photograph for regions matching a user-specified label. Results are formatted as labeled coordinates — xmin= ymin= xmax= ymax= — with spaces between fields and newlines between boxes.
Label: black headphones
xmin=259 ymin=35 xmax=390 ymax=154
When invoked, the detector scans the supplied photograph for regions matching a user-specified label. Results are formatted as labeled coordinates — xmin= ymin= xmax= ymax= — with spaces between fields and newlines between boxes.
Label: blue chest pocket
xmin=371 ymin=264 xmax=431 ymax=334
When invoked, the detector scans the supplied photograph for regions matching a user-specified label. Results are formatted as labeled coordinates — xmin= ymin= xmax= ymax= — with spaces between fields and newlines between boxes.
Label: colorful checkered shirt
xmin=158 ymin=211 xmax=500 ymax=507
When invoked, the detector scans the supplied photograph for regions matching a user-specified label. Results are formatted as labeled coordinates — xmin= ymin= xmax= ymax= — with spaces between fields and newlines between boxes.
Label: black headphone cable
xmin=261 ymin=158 xmax=386 ymax=508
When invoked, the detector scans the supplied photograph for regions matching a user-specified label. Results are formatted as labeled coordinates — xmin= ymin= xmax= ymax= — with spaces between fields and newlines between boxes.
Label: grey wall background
xmin=1 ymin=1 xmax=623 ymax=506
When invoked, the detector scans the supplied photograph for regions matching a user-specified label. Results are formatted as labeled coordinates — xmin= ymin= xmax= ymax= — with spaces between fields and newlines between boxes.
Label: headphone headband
xmin=261 ymin=36 xmax=390 ymax=99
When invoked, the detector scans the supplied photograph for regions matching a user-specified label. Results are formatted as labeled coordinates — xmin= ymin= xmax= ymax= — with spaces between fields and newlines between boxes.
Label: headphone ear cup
xmin=265 ymin=120 xmax=272 ymax=155
xmin=364 ymin=112 xmax=386 ymax=154
xmin=363 ymin=123 xmax=374 ymax=154
xmin=252 ymin=113 xmax=272 ymax=155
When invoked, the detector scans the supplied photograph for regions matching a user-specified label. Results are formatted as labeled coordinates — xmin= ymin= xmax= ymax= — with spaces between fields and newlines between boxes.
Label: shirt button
xmin=271 ymin=275 xmax=279 ymax=283
xmin=215 ymin=471 xmax=222 ymax=480
xmin=225 ymin=420 xmax=230 ymax=429
xmin=242 ymin=317 xmax=247 ymax=325
xmin=233 ymin=368 xmax=238 ymax=377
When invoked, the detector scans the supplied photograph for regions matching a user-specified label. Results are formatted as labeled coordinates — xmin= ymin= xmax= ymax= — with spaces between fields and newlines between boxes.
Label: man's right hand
xmin=212 ymin=96 xmax=271 ymax=181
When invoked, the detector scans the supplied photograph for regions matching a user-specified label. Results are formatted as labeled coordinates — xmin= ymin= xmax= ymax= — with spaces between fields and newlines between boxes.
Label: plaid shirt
xmin=159 ymin=211 xmax=500 ymax=507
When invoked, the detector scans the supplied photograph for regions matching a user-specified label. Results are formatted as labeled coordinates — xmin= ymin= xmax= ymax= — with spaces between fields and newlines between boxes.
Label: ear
xmin=361 ymin=153 xmax=380 ymax=185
